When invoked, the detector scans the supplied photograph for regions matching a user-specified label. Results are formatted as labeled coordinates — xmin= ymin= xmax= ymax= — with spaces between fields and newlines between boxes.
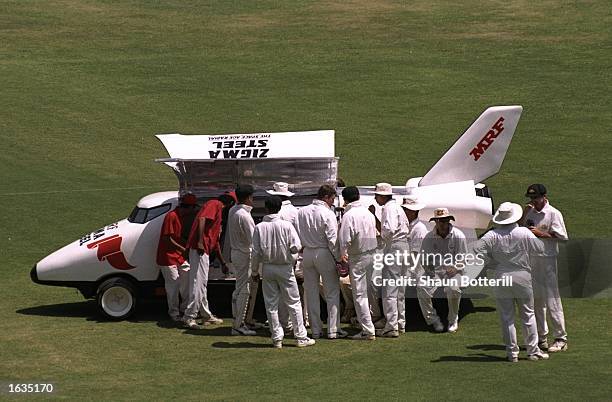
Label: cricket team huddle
xmin=157 ymin=180 xmax=568 ymax=361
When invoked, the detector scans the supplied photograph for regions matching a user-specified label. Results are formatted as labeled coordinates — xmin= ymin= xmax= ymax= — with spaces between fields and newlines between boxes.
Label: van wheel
xmin=96 ymin=278 xmax=136 ymax=320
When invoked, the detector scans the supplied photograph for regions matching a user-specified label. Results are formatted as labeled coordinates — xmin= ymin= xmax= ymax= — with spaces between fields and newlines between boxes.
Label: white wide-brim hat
xmin=401 ymin=195 xmax=426 ymax=211
xmin=266 ymin=182 xmax=294 ymax=197
xmin=373 ymin=182 xmax=393 ymax=196
xmin=492 ymin=202 xmax=523 ymax=225
xmin=429 ymin=207 xmax=455 ymax=221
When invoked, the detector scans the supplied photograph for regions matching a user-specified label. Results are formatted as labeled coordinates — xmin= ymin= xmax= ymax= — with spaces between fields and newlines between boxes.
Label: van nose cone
xmin=30 ymin=264 xmax=39 ymax=283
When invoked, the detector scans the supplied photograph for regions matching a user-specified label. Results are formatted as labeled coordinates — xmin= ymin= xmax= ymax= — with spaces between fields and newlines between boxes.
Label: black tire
xmin=96 ymin=277 xmax=137 ymax=320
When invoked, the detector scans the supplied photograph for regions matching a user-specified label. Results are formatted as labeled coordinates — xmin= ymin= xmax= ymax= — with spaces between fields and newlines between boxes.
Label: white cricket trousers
xmin=262 ymin=263 xmax=308 ymax=342
xmin=532 ymin=255 xmax=567 ymax=342
xmin=302 ymin=247 xmax=340 ymax=336
xmin=160 ymin=263 xmax=190 ymax=319
xmin=382 ymin=241 xmax=409 ymax=333
xmin=231 ymin=249 xmax=251 ymax=329
xmin=397 ymin=258 xmax=410 ymax=330
xmin=416 ymin=270 xmax=462 ymax=326
xmin=349 ymin=252 xmax=376 ymax=335
xmin=184 ymin=249 xmax=214 ymax=320
xmin=494 ymin=270 xmax=541 ymax=358
xmin=369 ymin=248 xmax=383 ymax=321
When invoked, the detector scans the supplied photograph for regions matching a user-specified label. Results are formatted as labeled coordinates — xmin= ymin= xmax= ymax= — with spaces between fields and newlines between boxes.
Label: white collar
xmin=263 ymin=214 xmax=279 ymax=222
xmin=238 ymin=204 xmax=253 ymax=213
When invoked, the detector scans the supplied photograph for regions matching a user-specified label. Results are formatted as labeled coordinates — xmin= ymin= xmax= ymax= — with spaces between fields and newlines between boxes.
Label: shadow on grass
xmin=466 ymin=344 xmax=506 ymax=351
xmin=182 ymin=327 xmax=271 ymax=338
xmin=16 ymin=300 xmax=196 ymax=329
xmin=211 ymin=341 xmax=275 ymax=349
xmin=17 ymin=300 xmax=97 ymax=318
xmin=431 ymin=353 xmax=507 ymax=363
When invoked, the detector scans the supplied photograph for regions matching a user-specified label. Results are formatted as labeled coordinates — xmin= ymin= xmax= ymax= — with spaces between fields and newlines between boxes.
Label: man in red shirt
xmin=183 ymin=194 xmax=233 ymax=329
xmin=157 ymin=193 xmax=198 ymax=322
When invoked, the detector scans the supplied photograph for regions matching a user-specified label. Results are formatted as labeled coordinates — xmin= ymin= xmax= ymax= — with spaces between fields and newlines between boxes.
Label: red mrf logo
xmin=87 ymin=234 xmax=135 ymax=270
xmin=469 ymin=117 xmax=505 ymax=161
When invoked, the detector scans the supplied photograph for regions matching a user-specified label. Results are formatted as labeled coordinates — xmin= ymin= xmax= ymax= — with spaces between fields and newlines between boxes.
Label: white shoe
xmin=202 ymin=316 xmax=223 ymax=325
xmin=183 ymin=318 xmax=200 ymax=329
xmin=350 ymin=332 xmax=376 ymax=340
xmin=328 ymin=329 xmax=348 ymax=339
xmin=273 ymin=340 xmax=283 ymax=349
xmin=548 ymin=340 xmax=568 ymax=353
xmin=398 ymin=326 xmax=405 ymax=334
xmin=508 ymin=356 xmax=519 ymax=363
xmin=528 ymin=352 xmax=550 ymax=361
xmin=447 ymin=321 xmax=459 ymax=333
xmin=432 ymin=320 xmax=444 ymax=333
xmin=231 ymin=326 xmax=256 ymax=336
xmin=375 ymin=329 xmax=399 ymax=338
xmin=297 ymin=337 xmax=316 ymax=347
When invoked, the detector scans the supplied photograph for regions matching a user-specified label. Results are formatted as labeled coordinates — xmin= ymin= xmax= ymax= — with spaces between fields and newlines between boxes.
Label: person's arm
xmin=549 ymin=210 xmax=569 ymax=240
xmin=325 ymin=211 xmax=339 ymax=259
xmin=338 ymin=215 xmax=352 ymax=263
xmin=445 ymin=236 xmax=468 ymax=277
xmin=240 ymin=213 xmax=256 ymax=246
xmin=472 ymin=236 xmax=491 ymax=266
xmin=289 ymin=225 xmax=302 ymax=260
xmin=215 ymin=242 xmax=227 ymax=266
xmin=167 ymin=236 xmax=186 ymax=254
xmin=196 ymin=217 xmax=207 ymax=252
xmin=251 ymin=228 xmax=262 ymax=279
xmin=380 ymin=205 xmax=396 ymax=242
xmin=526 ymin=230 xmax=545 ymax=256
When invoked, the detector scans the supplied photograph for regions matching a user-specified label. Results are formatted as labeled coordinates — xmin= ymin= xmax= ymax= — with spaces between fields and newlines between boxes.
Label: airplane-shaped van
xmin=31 ymin=105 xmax=523 ymax=320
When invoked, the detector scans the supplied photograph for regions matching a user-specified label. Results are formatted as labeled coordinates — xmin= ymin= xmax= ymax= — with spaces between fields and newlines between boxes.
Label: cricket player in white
xmin=418 ymin=208 xmax=467 ymax=333
xmin=374 ymin=183 xmax=410 ymax=338
xmin=252 ymin=196 xmax=315 ymax=348
xmin=400 ymin=195 xmax=436 ymax=331
xmin=338 ymin=186 xmax=377 ymax=340
xmin=267 ymin=182 xmax=300 ymax=331
xmin=522 ymin=184 xmax=569 ymax=353
xmin=227 ymin=184 xmax=257 ymax=336
xmin=297 ymin=184 xmax=347 ymax=339
xmin=474 ymin=202 xmax=550 ymax=362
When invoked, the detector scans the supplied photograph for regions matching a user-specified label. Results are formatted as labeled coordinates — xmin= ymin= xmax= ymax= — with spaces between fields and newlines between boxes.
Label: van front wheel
xmin=96 ymin=278 xmax=136 ymax=320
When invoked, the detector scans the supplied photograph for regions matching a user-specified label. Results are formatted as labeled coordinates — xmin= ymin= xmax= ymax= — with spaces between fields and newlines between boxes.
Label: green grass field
xmin=1 ymin=1 xmax=611 ymax=400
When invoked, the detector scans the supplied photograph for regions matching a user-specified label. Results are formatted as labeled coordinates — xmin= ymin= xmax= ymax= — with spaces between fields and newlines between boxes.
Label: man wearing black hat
xmin=522 ymin=184 xmax=569 ymax=353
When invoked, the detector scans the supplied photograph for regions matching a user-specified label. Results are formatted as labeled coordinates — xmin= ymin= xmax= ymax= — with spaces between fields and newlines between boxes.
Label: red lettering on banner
xmin=469 ymin=117 xmax=505 ymax=161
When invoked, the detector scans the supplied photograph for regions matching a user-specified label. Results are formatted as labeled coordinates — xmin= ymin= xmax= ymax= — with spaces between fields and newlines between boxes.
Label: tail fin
xmin=419 ymin=106 xmax=523 ymax=186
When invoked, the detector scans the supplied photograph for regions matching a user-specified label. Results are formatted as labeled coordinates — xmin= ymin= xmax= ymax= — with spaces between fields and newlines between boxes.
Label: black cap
xmin=525 ymin=184 xmax=547 ymax=197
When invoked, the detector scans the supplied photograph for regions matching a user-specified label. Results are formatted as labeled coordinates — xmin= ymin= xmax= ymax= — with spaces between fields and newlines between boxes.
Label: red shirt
xmin=157 ymin=209 xmax=186 ymax=266
xmin=187 ymin=199 xmax=224 ymax=254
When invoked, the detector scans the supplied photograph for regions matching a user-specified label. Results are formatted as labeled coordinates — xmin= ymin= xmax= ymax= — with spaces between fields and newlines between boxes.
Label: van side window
xmin=128 ymin=204 xmax=172 ymax=224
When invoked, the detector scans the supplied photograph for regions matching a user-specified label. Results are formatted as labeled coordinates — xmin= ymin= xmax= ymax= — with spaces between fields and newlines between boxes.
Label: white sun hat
xmin=373 ymin=182 xmax=393 ymax=196
xmin=400 ymin=195 xmax=426 ymax=211
xmin=492 ymin=202 xmax=523 ymax=225
xmin=266 ymin=182 xmax=295 ymax=197
xmin=429 ymin=207 xmax=455 ymax=221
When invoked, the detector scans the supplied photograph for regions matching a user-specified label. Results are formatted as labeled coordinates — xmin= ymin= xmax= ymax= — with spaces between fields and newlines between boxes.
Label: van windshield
xmin=128 ymin=204 xmax=172 ymax=224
